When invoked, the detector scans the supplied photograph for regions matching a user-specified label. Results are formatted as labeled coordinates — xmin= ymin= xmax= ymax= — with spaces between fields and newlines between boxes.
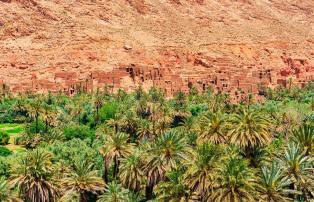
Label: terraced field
xmin=0 ymin=123 xmax=25 ymax=152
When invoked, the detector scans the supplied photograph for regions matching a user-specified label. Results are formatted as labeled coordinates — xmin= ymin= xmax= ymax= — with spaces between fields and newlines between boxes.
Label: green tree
xmin=61 ymin=160 xmax=105 ymax=202
xmin=184 ymin=142 xmax=221 ymax=200
xmin=197 ymin=111 xmax=227 ymax=144
xmin=209 ymin=156 xmax=257 ymax=201
xmin=143 ymin=130 xmax=190 ymax=200
xmin=257 ymin=162 xmax=296 ymax=202
xmin=99 ymin=132 xmax=134 ymax=182
xmin=118 ymin=150 xmax=144 ymax=192
xmin=229 ymin=108 xmax=272 ymax=158
xmin=155 ymin=170 xmax=190 ymax=201
xmin=24 ymin=96 xmax=44 ymax=133
xmin=292 ymin=124 xmax=314 ymax=155
xmin=97 ymin=181 xmax=129 ymax=202
xmin=10 ymin=149 xmax=59 ymax=202
xmin=281 ymin=143 xmax=314 ymax=200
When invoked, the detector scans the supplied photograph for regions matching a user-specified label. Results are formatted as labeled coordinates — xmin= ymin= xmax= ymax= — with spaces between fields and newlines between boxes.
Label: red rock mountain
xmin=0 ymin=0 xmax=313 ymax=101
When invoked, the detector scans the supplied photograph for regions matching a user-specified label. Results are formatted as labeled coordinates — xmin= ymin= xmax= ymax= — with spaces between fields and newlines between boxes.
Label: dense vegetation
xmin=0 ymin=83 xmax=314 ymax=202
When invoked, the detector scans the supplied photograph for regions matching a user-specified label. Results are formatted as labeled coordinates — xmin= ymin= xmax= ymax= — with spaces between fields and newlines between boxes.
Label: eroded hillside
xmin=0 ymin=0 xmax=313 ymax=101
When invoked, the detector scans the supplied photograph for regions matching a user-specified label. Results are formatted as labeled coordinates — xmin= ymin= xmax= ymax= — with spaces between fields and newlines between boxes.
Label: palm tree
xmin=156 ymin=100 xmax=173 ymax=135
xmin=25 ymin=95 xmax=44 ymax=133
xmin=68 ymin=97 xmax=86 ymax=124
xmin=178 ymin=116 xmax=198 ymax=146
xmin=257 ymin=162 xmax=296 ymax=202
xmin=136 ymin=119 xmax=153 ymax=140
xmin=41 ymin=103 xmax=56 ymax=132
xmin=197 ymin=111 xmax=227 ymax=144
xmin=148 ymin=87 xmax=165 ymax=136
xmin=99 ymin=132 xmax=134 ymax=182
xmin=172 ymin=92 xmax=190 ymax=127
xmin=61 ymin=160 xmax=105 ymax=202
xmin=119 ymin=109 xmax=138 ymax=135
xmin=184 ymin=142 xmax=221 ymax=200
xmin=154 ymin=170 xmax=190 ymax=201
xmin=135 ymin=97 xmax=150 ymax=119
xmin=209 ymin=156 xmax=257 ymax=202
xmin=97 ymin=181 xmax=129 ymax=202
xmin=228 ymin=108 xmax=272 ymax=155
xmin=281 ymin=143 xmax=314 ymax=200
xmin=94 ymin=92 xmax=103 ymax=119
xmin=10 ymin=149 xmax=59 ymax=202
xmin=0 ymin=177 xmax=21 ymax=202
xmin=292 ymin=124 xmax=314 ymax=155
xmin=208 ymin=93 xmax=229 ymax=113
xmin=143 ymin=130 xmax=190 ymax=200
xmin=118 ymin=150 xmax=144 ymax=192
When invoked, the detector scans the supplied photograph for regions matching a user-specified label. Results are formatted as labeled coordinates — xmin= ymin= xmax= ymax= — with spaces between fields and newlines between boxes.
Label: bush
xmin=14 ymin=135 xmax=24 ymax=145
xmin=0 ymin=131 xmax=9 ymax=145
xmin=63 ymin=124 xmax=94 ymax=140
xmin=99 ymin=102 xmax=119 ymax=122
xmin=0 ymin=156 xmax=10 ymax=177
xmin=47 ymin=139 xmax=102 ymax=169
xmin=0 ymin=146 xmax=12 ymax=157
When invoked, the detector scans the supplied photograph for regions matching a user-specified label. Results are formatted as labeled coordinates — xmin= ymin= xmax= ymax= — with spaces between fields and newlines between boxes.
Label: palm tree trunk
xmin=45 ymin=119 xmax=48 ymax=132
xmin=244 ymin=147 xmax=258 ymax=167
xmin=113 ymin=156 xmax=119 ymax=179
xmin=102 ymin=157 xmax=109 ymax=183
xmin=35 ymin=113 xmax=39 ymax=133
xmin=96 ymin=106 xmax=99 ymax=117
xmin=145 ymin=184 xmax=154 ymax=200
xmin=80 ymin=192 xmax=88 ymax=202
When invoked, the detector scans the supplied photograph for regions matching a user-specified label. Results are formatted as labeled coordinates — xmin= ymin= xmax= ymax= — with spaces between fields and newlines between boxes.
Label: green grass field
xmin=0 ymin=123 xmax=25 ymax=152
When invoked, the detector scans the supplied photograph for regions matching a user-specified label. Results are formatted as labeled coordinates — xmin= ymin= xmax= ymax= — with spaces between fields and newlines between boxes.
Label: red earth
xmin=0 ymin=0 xmax=313 ymax=102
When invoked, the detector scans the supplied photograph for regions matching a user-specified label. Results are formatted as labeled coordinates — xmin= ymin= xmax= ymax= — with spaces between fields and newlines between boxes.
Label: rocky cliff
xmin=0 ymin=0 xmax=313 ymax=101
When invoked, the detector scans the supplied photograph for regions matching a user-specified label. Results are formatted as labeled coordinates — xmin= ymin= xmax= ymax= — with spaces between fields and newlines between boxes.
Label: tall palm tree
xmin=97 ymin=181 xmax=129 ymax=202
xmin=155 ymin=170 xmax=190 ymax=202
xmin=228 ymin=108 xmax=272 ymax=154
xmin=292 ymin=124 xmax=314 ymax=155
xmin=178 ymin=116 xmax=198 ymax=146
xmin=99 ymin=132 xmax=134 ymax=182
xmin=118 ymin=150 xmax=144 ymax=192
xmin=281 ymin=143 xmax=314 ymax=200
xmin=93 ymin=92 xmax=103 ymax=119
xmin=172 ymin=92 xmax=191 ymax=127
xmin=135 ymin=97 xmax=150 ymax=119
xmin=41 ymin=103 xmax=56 ymax=132
xmin=61 ymin=160 xmax=105 ymax=202
xmin=10 ymin=149 xmax=59 ymax=202
xmin=197 ymin=111 xmax=227 ymax=144
xmin=118 ymin=109 xmax=138 ymax=135
xmin=25 ymin=95 xmax=44 ymax=133
xmin=184 ymin=142 xmax=221 ymax=200
xmin=0 ymin=177 xmax=21 ymax=202
xmin=209 ymin=156 xmax=257 ymax=202
xmin=257 ymin=162 xmax=296 ymax=202
xmin=136 ymin=119 xmax=153 ymax=140
xmin=156 ymin=100 xmax=173 ymax=135
xmin=143 ymin=130 xmax=190 ymax=200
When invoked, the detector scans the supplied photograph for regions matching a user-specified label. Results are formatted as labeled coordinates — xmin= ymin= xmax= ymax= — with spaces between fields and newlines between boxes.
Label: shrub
xmin=47 ymin=139 xmax=102 ymax=169
xmin=0 ymin=131 xmax=9 ymax=145
xmin=0 ymin=146 xmax=12 ymax=157
xmin=0 ymin=156 xmax=10 ymax=177
xmin=99 ymin=102 xmax=119 ymax=122
xmin=14 ymin=135 xmax=24 ymax=145
xmin=63 ymin=124 xmax=94 ymax=140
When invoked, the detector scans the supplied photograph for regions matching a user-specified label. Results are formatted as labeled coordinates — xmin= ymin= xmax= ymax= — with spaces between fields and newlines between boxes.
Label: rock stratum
xmin=0 ymin=0 xmax=313 ymax=101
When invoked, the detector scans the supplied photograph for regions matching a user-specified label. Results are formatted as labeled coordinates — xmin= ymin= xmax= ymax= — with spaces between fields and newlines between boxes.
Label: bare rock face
xmin=0 ymin=0 xmax=313 ymax=101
